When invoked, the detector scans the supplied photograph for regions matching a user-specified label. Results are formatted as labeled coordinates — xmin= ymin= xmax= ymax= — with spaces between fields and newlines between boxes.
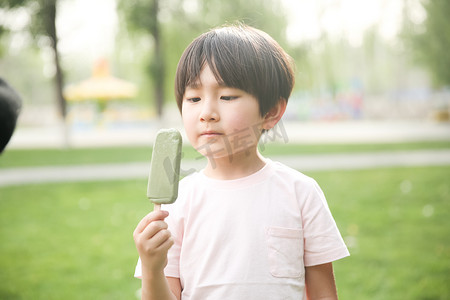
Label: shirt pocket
xmin=266 ymin=227 xmax=304 ymax=278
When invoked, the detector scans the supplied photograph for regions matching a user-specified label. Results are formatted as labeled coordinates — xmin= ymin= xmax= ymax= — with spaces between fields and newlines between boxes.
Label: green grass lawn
xmin=0 ymin=166 xmax=449 ymax=299
xmin=1 ymin=140 xmax=449 ymax=168
xmin=0 ymin=180 xmax=147 ymax=299
xmin=311 ymin=167 xmax=450 ymax=299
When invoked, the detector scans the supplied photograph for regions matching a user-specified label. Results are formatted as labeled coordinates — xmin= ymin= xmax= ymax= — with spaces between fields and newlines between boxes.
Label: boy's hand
xmin=133 ymin=210 xmax=174 ymax=275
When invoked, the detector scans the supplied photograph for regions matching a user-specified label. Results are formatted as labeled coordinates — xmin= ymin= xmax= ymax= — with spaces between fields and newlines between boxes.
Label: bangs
xmin=175 ymin=25 xmax=294 ymax=116
xmin=176 ymin=28 xmax=255 ymax=94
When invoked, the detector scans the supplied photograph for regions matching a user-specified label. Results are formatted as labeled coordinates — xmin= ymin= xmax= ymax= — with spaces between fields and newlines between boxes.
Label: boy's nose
xmin=199 ymin=101 xmax=219 ymax=122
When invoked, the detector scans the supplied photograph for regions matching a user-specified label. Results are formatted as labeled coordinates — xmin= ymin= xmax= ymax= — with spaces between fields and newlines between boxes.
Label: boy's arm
xmin=140 ymin=273 xmax=180 ymax=300
xmin=134 ymin=210 xmax=180 ymax=300
xmin=305 ymin=262 xmax=338 ymax=300
xmin=167 ymin=277 xmax=182 ymax=300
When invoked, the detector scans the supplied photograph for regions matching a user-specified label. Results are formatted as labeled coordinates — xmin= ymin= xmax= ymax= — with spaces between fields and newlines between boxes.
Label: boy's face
xmin=181 ymin=64 xmax=267 ymax=161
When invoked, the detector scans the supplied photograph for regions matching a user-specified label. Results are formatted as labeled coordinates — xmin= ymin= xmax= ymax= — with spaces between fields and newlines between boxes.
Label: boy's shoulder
xmin=269 ymin=159 xmax=317 ymax=185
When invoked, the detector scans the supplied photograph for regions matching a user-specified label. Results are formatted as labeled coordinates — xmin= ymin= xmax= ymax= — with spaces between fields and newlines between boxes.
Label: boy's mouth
xmin=200 ymin=131 xmax=223 ymax=138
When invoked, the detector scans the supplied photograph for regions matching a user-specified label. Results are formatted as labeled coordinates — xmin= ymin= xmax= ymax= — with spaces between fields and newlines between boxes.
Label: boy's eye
xmin=186 ymin=97 xmax=201 ymax=103
xmin=220 ymin=96 xmax=238 ymax=101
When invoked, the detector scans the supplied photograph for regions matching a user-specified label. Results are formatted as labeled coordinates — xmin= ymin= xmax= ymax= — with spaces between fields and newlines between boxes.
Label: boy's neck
xmin=203 ymin=148 xmax=266 ymax=180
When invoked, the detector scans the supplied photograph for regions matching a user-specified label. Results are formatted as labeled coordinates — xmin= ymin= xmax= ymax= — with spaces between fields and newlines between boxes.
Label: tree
xmin=1 ymin=0 xmax=67 ymax=120
xmin=404 ymin=0 xmax=450 ymax=87
xmin=118 ymin=0 xmax=166 ymax=119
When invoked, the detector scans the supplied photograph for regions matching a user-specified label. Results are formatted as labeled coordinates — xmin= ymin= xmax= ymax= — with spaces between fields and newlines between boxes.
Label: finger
xmin=151 ymin=229 xmax=173 ymax=250
xmin=140 ymin=228 xmax=172 ymax=252
xmin=158 ymin=234 xmax=174 ymax=252
xmin=156 ymin=234 xmax=174 ymax=254
xmin=140 ymin=220 xmax=169 ymax=240
xmin=134 ymin=210 xmax=169 ymax=234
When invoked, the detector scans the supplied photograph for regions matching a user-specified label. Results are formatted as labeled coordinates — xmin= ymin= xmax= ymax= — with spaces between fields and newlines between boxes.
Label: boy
xmin=134 ymin=24 xmax=349 ymax=300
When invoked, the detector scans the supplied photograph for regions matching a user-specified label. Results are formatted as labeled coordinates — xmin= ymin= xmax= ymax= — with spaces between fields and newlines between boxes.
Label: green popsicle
xmin=147 ymin=128 xmax=182 ymax=210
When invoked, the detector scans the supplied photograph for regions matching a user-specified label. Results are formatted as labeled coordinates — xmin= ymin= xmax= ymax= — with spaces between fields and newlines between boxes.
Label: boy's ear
xmin=262 ymin=98 xmax=287 ymax=130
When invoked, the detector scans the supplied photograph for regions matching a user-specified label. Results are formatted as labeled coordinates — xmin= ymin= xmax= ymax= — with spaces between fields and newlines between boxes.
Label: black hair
xmin=175 ymin=24 xmax=295 ymax=116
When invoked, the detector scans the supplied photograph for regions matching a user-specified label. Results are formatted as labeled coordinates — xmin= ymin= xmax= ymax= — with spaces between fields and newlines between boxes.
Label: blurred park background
xmin=1 ymin=0 xmax=449 ymax=299
xmin=1 ymin=0 xmax=450 ymax=142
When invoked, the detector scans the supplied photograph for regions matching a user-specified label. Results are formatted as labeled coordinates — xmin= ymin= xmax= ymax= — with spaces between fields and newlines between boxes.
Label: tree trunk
xmin=44 ymin=0 xmax=66 ymax=119
xmin=150 ymin=0 xmax=165 ymax=119
xmin=42 ymin=0 xmax=69 ymax=146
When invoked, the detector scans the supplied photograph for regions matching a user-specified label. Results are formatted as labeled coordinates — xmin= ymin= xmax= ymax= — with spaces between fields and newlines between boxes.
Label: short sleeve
xmin=134 ymin=257 xmax=142 ymax=278
xmin=300 ymin=180 xmax=349 ymax=267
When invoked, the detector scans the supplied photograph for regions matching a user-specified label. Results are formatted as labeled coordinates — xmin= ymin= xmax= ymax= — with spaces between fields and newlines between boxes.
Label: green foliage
xmin=118 ymin=0 xmax=158 ymax=34
xmin=1 ymin=0 xmax=30 ymax=9
xmin=1 ymin=0 xmax=57 ymax=40
xmin=404 ymin=0 xmax=450 ymax=87
xmin=0 ymin=0 xmax=33 ymax=55
xmin=1 ymin=0 xmax=67 ymax=117
xmin=118 ymin=0 xmax=288 ymax=43
xmin=192 ymin=0 xmax=288 ymax=41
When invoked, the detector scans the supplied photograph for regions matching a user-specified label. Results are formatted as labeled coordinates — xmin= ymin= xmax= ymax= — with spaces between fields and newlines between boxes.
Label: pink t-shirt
xmin=135 ymin=159 xmax=349 ymax=299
